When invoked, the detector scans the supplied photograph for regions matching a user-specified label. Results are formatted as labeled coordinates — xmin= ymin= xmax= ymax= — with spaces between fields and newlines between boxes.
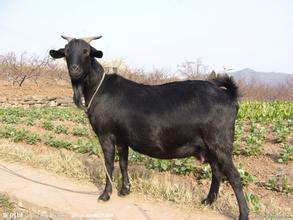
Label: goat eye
xmin=83 ymin=49 xmax=89 ymax=55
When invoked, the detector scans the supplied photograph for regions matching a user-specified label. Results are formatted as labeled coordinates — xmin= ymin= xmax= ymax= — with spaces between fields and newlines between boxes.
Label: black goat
xmin=50 ymin=36 xmax=249 ymax=220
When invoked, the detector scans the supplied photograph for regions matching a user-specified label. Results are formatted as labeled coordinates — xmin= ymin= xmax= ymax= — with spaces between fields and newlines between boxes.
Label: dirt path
xmin=0 ymin=160 xmax=229 ymax=220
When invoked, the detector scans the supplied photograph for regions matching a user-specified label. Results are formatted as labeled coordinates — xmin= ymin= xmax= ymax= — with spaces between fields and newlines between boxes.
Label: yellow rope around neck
xmin=86 ymin=71 xmax=106 ymax=112
xmin=85 ymin=71 xmax=113 ymax=187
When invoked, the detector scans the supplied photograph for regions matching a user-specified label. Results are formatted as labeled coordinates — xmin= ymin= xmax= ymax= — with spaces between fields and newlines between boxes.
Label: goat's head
xmin=49 ymin=36 xmax=103 ymax=80
xmin=49 ymin=36 xmax=103 ymax=108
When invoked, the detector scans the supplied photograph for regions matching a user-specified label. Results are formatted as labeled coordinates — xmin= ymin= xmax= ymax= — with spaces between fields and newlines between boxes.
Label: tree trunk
xmin=18 ymin=75 xmax=27 ymax=87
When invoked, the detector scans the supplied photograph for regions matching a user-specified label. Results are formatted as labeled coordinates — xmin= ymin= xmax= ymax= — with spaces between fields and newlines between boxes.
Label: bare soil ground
xmin=0 ymin=80 xmax=72 ymax=98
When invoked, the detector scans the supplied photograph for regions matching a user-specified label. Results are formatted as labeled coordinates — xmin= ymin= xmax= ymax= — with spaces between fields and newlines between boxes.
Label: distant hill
xmin=228 ymin=68 xmax=293 ymax=86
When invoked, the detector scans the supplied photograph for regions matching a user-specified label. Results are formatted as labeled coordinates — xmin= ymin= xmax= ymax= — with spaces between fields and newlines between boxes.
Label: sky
xmin=0 ymin=0 xmax=292 ymax=74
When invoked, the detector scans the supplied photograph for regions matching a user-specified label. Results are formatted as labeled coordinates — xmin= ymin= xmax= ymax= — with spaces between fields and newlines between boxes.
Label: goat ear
xmin=90 ymin=46 xmax=103 ymax=58
xmin=49 ymin=48 xmax=65 ymax=59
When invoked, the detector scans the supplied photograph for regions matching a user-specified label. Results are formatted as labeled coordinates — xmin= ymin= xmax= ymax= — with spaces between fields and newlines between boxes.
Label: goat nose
xmin=70 ymin=64 xmax=80 ymax=72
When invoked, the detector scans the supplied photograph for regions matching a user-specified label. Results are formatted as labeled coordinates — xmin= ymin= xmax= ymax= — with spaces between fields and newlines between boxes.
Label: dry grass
xmin=237 ymin=80 xmax=292 ymax=101
xmin=0 ymin=141 xmax=90 ymax=181
xmin=0 ymin=141 xmax=291 ymax=219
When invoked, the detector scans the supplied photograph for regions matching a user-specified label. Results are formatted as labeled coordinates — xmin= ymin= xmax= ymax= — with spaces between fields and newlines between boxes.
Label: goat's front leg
xmin=117 ymin=144 xmax=130 ymax=196
xmin=98 ymin=136 xmax=115 ymax=201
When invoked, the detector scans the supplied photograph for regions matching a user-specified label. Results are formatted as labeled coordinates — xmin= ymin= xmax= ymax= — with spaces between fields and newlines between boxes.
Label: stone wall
xmin=0 ymin=96 xmax=73 ymax=107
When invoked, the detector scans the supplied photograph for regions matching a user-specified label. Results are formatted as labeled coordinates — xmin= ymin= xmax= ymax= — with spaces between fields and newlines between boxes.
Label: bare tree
xmin=46 ymin=59 xmax=69 ymax=81
xmin=177 ymin=57 xmax=208 ymax=79
xmin=0 ymin=52 xmax=49 ymax=86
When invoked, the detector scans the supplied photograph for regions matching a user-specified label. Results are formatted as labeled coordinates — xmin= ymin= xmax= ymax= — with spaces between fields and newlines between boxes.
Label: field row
xmin=0 ymin=102 xmax=292 ymax=195
xmin=0 ymin=101 xmax=292 ymax=122
xmin=2 ymin=124 xmax=289 ymax=195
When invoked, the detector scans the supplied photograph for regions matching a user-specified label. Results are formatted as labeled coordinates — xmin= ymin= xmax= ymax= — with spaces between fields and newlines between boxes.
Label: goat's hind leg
xmin=221 ymin=157 xmax=249 ymax=220
xmin=117 ymin=144 xmax=131 ymax=196
xmin=202 ymin=159 xmax=223 ymax=205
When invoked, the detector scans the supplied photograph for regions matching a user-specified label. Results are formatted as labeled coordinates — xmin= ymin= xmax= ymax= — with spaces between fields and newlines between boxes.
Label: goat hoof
xmin=98 ymin=192 xmax=110 ymax=201
xmin=118 ymin=187 xmax=130 ymax=196
xmin=201 ymin=197 xmax=215 ymax=205
xmin=239 ymin=214 xmax=249 ymax=220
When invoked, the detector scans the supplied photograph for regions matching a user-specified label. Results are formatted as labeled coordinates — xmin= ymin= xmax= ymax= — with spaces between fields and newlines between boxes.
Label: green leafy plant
xmin=245 ymin=192 xmax=261 ymax=213
xmin=0 ymin=126 xmax=16 ymax=138
xmin=129 ymin=149 xmax=146 ymax=162
xmin=10 ymin=129 xmax=29 ymax=143
xmin=238 ymin=101 xmax=292 ymax=122
xmin=278 ymin=144 xmax=293 ymax=164
xmin=0 ymin=194 xmax=15 ymax=212
xmin=199 ymin=164 xmax=212 ymax=180
xmin=234 ymin=122 xmax=244 ymax=141
xmin=172 ymin=158 xmax=196 ymax=175
xmin=233 ymin=141 xmax=243 ymax=155
xmin=72 ymin=139 xmax=96 ymax=154
xmin=25 ymin=133 xmax=41 ymax=145
xmin=1 ymin=114 xmax=20 ymax=124
xmin=42 ymin=121 xmax=54 ymax=131
xmin=72 ymin=126 xmax=88 ymax=136
xmin=73 ymin=139 xmax=86 ymax=153
xmin=244 ymin=122 xmax=265 ymax=156
xmin=85 ymin=138 xmax=101 ymax=155
xmin=274 ymin=120 xmax=290 ymax=143
xmin=237 ymin=165 xmax=256 ymax=186
xmin=44 ymin=134 xmax=72 ymax=149
xmin=55 ymin=124 xmax=68 ymax=134
xmin=0 ymin=126 xmax=40 ymax=145
xmin=24 ymin=117 xmax=36 ymax=126
xmin=267 ymin=175 xmax=293 ymax=194
xmin=147 ymin=159 xmax=172 ymax=172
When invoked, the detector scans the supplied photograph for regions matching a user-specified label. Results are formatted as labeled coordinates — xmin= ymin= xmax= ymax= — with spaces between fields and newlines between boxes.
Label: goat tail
xmin=211 ymin=74 xmax=239 ymax=101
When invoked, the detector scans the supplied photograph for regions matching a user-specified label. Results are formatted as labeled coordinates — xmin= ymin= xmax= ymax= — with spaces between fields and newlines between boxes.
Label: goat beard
xmin=71 ymin=80 xmax=85 ymax=109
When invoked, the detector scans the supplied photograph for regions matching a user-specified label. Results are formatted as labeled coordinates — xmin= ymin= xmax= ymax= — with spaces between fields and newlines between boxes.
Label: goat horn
xmin=61 ymin=35 xmax=74 ymax=42
xmin=82 ymin=35 xmax=102 ymax=43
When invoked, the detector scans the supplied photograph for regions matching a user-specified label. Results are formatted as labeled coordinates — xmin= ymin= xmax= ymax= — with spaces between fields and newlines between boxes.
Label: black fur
xmin=50 ymin=38 xmax=249 ymax=220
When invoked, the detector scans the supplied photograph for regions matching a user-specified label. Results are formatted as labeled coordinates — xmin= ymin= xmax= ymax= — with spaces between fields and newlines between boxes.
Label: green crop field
xmin=0 ymin=101 xmax=292 ymax=218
